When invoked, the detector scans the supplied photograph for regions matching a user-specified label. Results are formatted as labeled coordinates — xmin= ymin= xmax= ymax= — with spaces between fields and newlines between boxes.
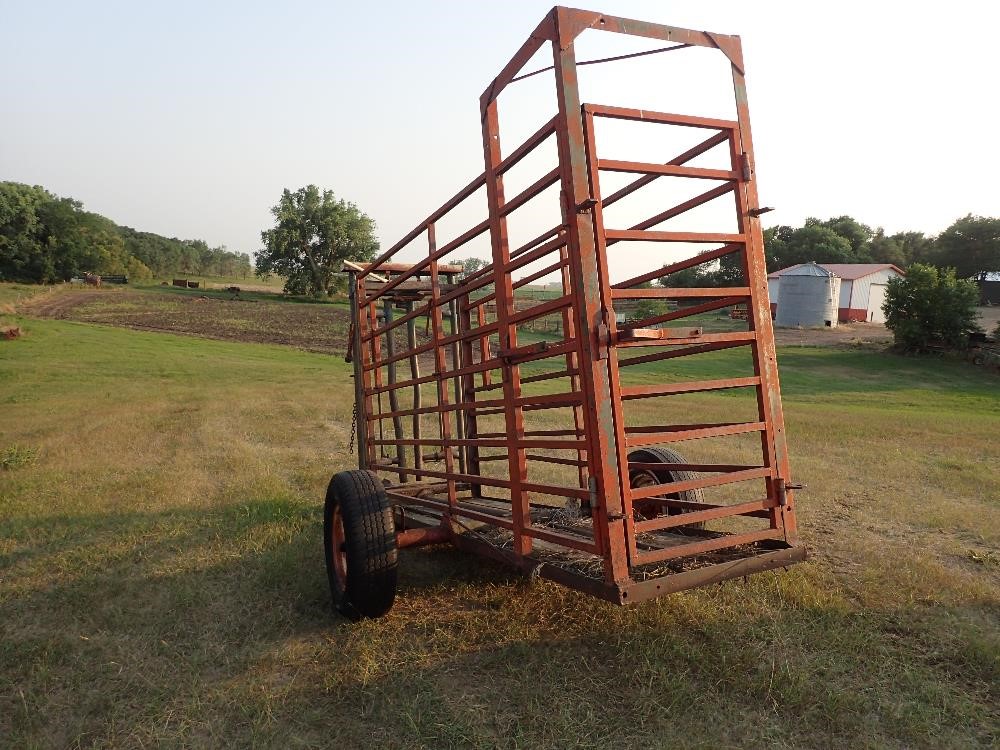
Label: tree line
xmin=453 ymin=214 xmax=999 ymax=288
xmin=0 ymin=182 xmax=251 ymax=284
xmin=670 ymin=214 xmax=1000 ymax=287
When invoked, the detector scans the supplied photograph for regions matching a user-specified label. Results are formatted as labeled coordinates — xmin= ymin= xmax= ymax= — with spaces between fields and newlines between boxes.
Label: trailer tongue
xmin=325 ymin=6 xmax=805 ymax=620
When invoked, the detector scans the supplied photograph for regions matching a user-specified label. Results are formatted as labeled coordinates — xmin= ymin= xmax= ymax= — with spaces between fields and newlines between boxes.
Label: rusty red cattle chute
xmin=325 ymin=6 xmax=805 ymax=619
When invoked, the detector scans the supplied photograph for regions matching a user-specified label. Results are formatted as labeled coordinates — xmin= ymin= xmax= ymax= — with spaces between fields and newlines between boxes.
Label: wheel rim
xmin=630 ymin=469 xmax=663 ymax=493
xmin=630 ymin=468 xmax=677 ymax=518
xmin=331 ymin=505 xmax=347 ymax=587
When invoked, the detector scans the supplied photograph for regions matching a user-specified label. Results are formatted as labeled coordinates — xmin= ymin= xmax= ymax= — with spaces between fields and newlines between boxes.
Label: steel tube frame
xmin=345 ymin=6 xmax=803 ymax=605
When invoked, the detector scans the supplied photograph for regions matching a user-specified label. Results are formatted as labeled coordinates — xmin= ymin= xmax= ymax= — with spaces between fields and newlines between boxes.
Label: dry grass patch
xmin=0 ymin=317 xmax=997 ymax=748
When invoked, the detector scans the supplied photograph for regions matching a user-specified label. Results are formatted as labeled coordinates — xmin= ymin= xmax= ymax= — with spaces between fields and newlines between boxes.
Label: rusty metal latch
xmin=748 ymin=207 xmax=774 ymax=218
xmin=775 ymin=478 xmax=805 ymax=506
xmin=576 ymin=197 xmax=598 ymax=212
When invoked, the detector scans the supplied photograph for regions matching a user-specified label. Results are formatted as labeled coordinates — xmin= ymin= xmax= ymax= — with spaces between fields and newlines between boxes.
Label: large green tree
xmin=933 ymin=215 xmax=1000 ymax=281
xmin=257 ymin=186 xmax=378 ymax=296
xmin=768 ymin=224 xmax=856 ymax=270
xmin=805 ymin=216 xmax=874 ymax=258
xmin=882 ymin=264 xmax=980 ymax=351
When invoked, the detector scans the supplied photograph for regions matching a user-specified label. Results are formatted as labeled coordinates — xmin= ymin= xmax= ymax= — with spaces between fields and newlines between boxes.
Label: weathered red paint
xmin=340 ymin=6 xmax=804 ymax=605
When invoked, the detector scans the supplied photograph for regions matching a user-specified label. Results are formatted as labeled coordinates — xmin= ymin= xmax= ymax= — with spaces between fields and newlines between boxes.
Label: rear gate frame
xmin=344 ymin=6 xmax=804 ymax=606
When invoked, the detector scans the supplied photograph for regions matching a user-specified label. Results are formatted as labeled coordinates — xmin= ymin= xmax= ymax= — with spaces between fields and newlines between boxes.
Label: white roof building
xmin=767 ymin=263 xmax=905 ymax=324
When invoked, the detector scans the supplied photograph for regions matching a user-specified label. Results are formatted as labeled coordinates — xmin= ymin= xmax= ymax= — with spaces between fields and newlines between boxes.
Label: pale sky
xmin=2 ymin=1 xmax=997 ymax=283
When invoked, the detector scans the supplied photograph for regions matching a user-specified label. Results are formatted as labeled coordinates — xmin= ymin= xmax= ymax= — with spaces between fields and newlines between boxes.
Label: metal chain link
xmin=348 ymin=402 xmax=357 ymax=455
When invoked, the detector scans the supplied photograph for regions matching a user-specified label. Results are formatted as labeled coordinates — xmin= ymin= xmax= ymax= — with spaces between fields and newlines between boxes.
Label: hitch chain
xmin=348 ymin=402 xmax=357 ymax=455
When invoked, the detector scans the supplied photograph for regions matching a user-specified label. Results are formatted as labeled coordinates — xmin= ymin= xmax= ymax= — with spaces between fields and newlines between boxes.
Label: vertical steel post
xmin=405 ymin=300 xmax=422 ymax=473
xmin=446 ymin=273 xmax=467 ymax=475
xmin=382 ymin=297 xmax=406 ymax=482
xmin=348 ymin=271 xmax=369 ymax=470
xmin=458 ymin=292 xmax=482 ymax=496
xmin=428 ymin=224 xmax=458 ymax=507
xmin=727 ymin=47 xmax=798 ymax=542
xmin=550 ymin=10 xmax=629 ymax=582
xmin=481 ymin=99 xmax=531 ymax=556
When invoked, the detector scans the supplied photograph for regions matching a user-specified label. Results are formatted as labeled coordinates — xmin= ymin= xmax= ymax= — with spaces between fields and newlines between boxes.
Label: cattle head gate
xmin=325 ymin=6 xmax=805 ymax=619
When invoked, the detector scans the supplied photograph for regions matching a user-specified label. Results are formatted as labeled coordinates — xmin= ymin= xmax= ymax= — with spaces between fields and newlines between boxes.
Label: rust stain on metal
xmin=340 ymin=6 xmax=804 ymax=607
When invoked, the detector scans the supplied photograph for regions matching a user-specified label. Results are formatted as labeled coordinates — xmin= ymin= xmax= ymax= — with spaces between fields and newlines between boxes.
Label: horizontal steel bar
xmin=372 ymin=437 xmax=588 ymax=450
xmin=621 ymin=183 xmax=737 ymax=237
xmin=629 ymin=466 xmax=772 ymax=501
xmin=602 ymin=131 xmax=730 ymax=209
xmin=510 ymin=258 xmax=567 ymax=294
xmin=627 ymin=462 xmax=761 ymax=473
xmin=360 ymin=171 xmax=486 ymax=279
xmin=620 ymin=294 xmax=747 ymax=330
xmin=625 ymin=421 xmax=766 ymax=447
xmin=618 ymin=338 xmax=753 ymax=368
xmin=599 ymin=159 xmax=736 ymax=181
xmin=633 ymin=528 xmax=784 ymax=566
xmin=470 ymin=391 xmax=582 ymax=412
xmin=496 ymin=116 xmax=556 ymax=176
xmin=499 ymin=168 xmax=561 ymax=218
xmin=465 ymin=233 xmax=569 ymax=309
xmin=374 ymin=339 xmax=434 ymax=369
xmin=387 ymin=491 xmax=516 ymax=531
xmin=611 ymin=245 xmax=742 ymax=290
xmin=605 ymin=229 xmax=746 ymax=244
xmin=615 ymin=331 xmax=757 ymax=349
xmin=620 ymin=376 xmax=760 ymax=400
xmin=380 ymin=464 xmax=589 ymax=501
xmin=460 ymin=222 xmax=564 ymax=288
xmin=621 ymin=547 xmax=807 ymax=604
xmin=633 ymin=497 xmax=778 ymax=533
xmin=478 ymin=428 xmax=584 ymax=439
xmin=525 ymin=453 xmax=587 ymax=467
xmin=476 ymin=366 xmax=577 ymax=393
xmin=508 ymin=294 xmax=572 ymax=326
xmin=368 ymin=371 xmax=439 ymax=396
xmin=585 ymin=103 xmax=738 ymax=130
xmin=524 ymin=525 xmax=598 ymax=554
xmin=611 ymin=286 xmax=751 ymax=299
xmin=362 ymin=219 xmax=491 ymax=305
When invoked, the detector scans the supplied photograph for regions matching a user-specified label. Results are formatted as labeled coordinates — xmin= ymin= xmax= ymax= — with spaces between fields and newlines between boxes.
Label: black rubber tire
xmin=627 ymin=446 xmax=706 ymax=527
xmin=323 ymin=470 xmax=398 ymax=620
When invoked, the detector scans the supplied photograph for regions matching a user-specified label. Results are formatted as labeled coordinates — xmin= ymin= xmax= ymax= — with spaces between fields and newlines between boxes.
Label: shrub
xmin=883 ymin=264 xmax=981 ymax=351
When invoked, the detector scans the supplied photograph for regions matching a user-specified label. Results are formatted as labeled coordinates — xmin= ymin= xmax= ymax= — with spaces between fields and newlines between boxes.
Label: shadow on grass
xmin=2 ymin=499 xmax=996 ymax=748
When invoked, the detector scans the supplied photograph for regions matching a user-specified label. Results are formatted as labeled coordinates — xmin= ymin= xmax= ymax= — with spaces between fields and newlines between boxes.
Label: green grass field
xmin=1 ymin=311 xmax=997 ymax=748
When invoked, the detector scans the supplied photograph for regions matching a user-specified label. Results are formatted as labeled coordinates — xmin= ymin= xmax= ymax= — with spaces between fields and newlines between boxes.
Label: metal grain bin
xmin=775 ymin=262 xmax=840 ymax=328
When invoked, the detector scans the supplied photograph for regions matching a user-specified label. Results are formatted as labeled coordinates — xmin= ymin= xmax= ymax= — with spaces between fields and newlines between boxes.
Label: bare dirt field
xmin=18 ymin=287 xmax=351 ymax=354
xmin=977 ymin=305 xmax=1000 ymax=332
xmin=16 ymin=287 xmax=998 ymax=358
xmin=773 ymin=321 xmax=893 ymax=347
